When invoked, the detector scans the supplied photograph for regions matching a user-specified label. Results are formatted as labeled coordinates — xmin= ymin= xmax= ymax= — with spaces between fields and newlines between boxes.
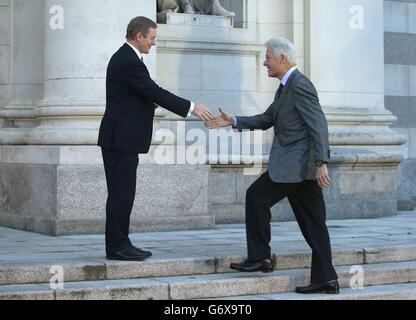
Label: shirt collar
xmin=126 ymin=42 xmax=143 ymax=61
xmin=281 ymin=66 xmax=297 ymax=86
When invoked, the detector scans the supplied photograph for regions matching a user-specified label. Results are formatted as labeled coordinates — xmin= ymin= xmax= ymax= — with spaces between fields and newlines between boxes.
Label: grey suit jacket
xmin=236 ymin=69 xmax=330 ymax=183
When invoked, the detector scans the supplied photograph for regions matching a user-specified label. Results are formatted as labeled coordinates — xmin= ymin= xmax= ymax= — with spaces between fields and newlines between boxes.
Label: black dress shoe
xmin=296 ymin=280 xmax=340 ymax=294
xmin=230 ymin=259 xmax=273 ymax=273
xmin=106 ymin=246 xmax=148 ymax=261
xmin=129 ymin=245 xmax=152 ymax=258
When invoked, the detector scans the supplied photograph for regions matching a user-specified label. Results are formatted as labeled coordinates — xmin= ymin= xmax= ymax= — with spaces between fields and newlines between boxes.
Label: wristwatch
xmin=316 ymin=160 xmax=327 ymax=167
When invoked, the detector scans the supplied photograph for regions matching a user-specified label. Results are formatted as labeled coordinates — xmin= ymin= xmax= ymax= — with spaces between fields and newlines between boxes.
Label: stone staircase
xmin=1 ymin=244 xmax=416 ymax=300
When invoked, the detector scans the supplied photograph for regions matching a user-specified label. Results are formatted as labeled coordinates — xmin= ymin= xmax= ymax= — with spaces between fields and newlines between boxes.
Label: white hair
xmin=265 ymin=37 xmax=297 ymax=65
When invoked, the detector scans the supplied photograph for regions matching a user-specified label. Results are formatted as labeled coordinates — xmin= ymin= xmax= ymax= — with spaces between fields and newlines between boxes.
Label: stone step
xmin=1 ymin=244 xmax=416 ymax=286
xmin=1 ymin=261 xmax=415 ymax=300
xmin=210 ymin=283 xmax=416 ymax=300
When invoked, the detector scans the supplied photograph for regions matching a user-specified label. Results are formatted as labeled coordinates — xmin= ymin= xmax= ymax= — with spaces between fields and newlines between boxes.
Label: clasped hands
xmin=193 ymin=104 xmax=232 ymax=128
xmin=191 ymin=104 xmax=232 ymax=129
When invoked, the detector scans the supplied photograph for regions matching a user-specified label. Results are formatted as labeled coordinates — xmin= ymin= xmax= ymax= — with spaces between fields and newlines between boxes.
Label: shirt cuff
xmin=231 ymin=116 xmax=237 ymax=128
xmin=187 ymin=102 xmax=195 ymax=117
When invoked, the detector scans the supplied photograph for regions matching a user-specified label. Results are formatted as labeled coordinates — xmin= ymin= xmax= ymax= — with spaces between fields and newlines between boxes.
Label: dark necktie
xmin=277 ymin=83 xmax=284 ymax=99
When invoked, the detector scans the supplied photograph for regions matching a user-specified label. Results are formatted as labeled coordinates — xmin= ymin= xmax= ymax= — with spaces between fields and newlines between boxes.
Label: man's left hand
xmin=316 ymin=164 xmax=331 ymax=189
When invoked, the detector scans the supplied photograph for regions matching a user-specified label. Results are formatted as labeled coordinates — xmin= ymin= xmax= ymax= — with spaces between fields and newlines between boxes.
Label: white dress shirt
xmin=281 ymin=66 xmax=297 ymax=86
xmin=126 ymin=41 xmax=143 ymax=61
xmin=125 ymin=42 xmax=194 ymax=117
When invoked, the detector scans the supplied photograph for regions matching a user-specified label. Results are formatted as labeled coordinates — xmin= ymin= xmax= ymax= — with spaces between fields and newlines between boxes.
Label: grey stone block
xmin=0 ymin=7 xmax=10 ymax=46
xmin=0 ymin=261 xmax=107 ymax=285
xmin=0 ymin=164 xmax=57 ymax=218
xmin=258 ymin=283 xmax=416 ymax=300
xmin=211 ymin=204 xmax=245 ymax=224
xmin=215 ymin=255 xmax=247 ymax=274
xmin=330 ymin=166 xmax=398 ymax=201
xmin=0 ymin=284 xmax=54 ymax=300
xmin=397 ymin=159 xmax=416 ymax=211
xmin=326 ymin=199 xmax=396 ymax=220
xmin=130 ymin=215 xmax=215 ymax=232
xmin=0 ymin=47 xmax=9 ymax=85
xmin=336 ymin=261 xmax=416 ymax=288
xmin=0 ymin=162 xmax=213 ymax=235
xmin=165 ymin=270 xmax=309 ymax=300
xmin=364 ymin=245 xmax=416 ymax=264
xmin=57 ymin=166 xmax=106 ymax=220
xmin=135 ymin=165 xmax=209 ymax=218
xmin=272 ymin=249 xmax=365 ymax=271
xmin=209 ymin=170 xmax=237 ymax=205
xmin=332 ymin=250 xmax=365 ymax=266
xmin=385 ymin=32 xmax=416 ymax=65
xmin=385 ymin=96 xmax=416 ymax=129
xmin=0 ymin=252 xmax=101 ymax=264
xmin=105 ymin=257 xmax=216 ymax=280
xmin=54 ymin=279 xmax=169 ymax=300
xmin=273 ymin=252 xmax=311 ymax=270
xmin=271 ymin=199 xmax=295 ymax=222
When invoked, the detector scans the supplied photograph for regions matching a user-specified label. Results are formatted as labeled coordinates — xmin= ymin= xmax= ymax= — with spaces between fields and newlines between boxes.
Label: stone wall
xmin=0 ymin=0 xmax=44 ymax=144
xmin=384 ymin=0 xmax=416 ymax=210
xmin=0 ymin=0 xmax=10 ymax=117
xmin=0 ymin=146 xmax=213 ymax=235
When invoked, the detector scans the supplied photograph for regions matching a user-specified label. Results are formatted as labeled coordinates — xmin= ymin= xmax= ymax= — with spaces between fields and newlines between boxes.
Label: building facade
xmin=384 ymin=0 xmax=416 ymax=211
xmin=0 ymin=0 xmax=410 ymax=235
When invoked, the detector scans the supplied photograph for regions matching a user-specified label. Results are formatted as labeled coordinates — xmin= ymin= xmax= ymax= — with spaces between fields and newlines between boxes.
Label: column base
xmin=0 ymin=102 xmax=37 ymax=145
xmin=0 ymin=145 xmax=213 ymax=235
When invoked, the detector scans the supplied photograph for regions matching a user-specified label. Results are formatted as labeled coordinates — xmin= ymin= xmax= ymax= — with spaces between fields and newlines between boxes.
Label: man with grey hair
xmin=206 ymin=37 xmax=339 ymax=294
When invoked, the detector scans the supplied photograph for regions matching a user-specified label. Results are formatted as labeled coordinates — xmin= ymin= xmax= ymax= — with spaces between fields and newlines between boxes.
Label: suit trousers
xmin=246 ymin=171 xmax=338 ymax=284
xmin=101 ymin=148 xmax=139 ymax=254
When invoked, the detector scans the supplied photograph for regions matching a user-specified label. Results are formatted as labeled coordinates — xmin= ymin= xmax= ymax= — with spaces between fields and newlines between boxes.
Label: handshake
xmin=192 ymin=104 xmax=233 ymax=129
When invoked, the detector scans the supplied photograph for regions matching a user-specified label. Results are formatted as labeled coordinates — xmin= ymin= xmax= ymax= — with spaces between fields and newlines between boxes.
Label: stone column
xmin=305 ymin=0 xmax=406 ymax=218
xmin=0 ymin=0 xmax=12 ymax=131
xmin=26 ymin=0 xmax=157 ymax=145
xmin=0 ymin=0 xmax=212 ymax=235
xmin=0 ymin=0 xmax=43 ymax=145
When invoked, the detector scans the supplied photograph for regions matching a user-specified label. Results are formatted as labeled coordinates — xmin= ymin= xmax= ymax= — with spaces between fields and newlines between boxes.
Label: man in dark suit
xmin=206 ymin=37 xmax=339 ymax=294
xmin=98 ymin=16 xmax=213 ymax=261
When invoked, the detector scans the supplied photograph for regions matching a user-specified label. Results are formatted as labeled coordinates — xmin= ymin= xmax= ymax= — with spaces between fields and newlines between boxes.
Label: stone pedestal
xmin=0 ymin=145 xmax=212 ymax=235
xmin=166 ymin=12 xmax=234 ymax=27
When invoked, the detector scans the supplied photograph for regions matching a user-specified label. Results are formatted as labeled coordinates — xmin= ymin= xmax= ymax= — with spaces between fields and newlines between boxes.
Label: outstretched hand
xmin=204 ymin=107 xmax=233 ymax=129
xmin=192 ymin=104 xmax=214 ymax=122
